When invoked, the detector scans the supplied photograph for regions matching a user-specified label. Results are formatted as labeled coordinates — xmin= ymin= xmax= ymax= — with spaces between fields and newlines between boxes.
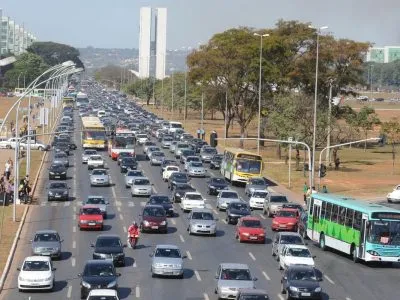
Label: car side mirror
xmin=117 ymin=273 xmax=121 ymax=277
xmin=60 ymin=239 xmax=64 ymax=243
xmin=182 ymin=255 xmax=187 ymax=259
xmin=149 ymin=253 xmax=153 ymax=257
xmin=123 ymin=244 xmax=127 ymax=248
xmin=77 ymin=273 xmax=82 ymax=277
xmin=106 ymin=202 xmax=109 ymax=205
xmin=312 ymin=255 xmax=317 ymax=259
xmin=283 ymin=276 xmax=287 ymax=280
xmin=52 ymin=267 xmax=57 ymax=271
xmin=214 ymin=275 xmax=219 ymax=279
xmin=90 ymin=243 xmax=94 ymax=247
xmin=253 ymin=277 xmax=258 ymax=281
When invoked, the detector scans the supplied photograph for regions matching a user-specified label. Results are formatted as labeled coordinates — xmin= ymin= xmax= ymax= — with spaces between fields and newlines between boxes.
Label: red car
xmin=271 ymin=208 xmax=299 ymax=231
xmin=78 ymin=205 xmax=104 ymax=231
xmin=235 ymin=216 xmax=265 ymax=243
xmin=139 ymin=204 xmax=168 ymax=233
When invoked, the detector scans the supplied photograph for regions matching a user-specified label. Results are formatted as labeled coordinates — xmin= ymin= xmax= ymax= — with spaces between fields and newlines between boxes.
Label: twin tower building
xmin=139 ymin=7 xmax=167 ymax=80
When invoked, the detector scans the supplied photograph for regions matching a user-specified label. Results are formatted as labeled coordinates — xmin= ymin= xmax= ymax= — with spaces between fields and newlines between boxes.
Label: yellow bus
xmin=220 ymin=147 xmax=263 ymax=184
xmin=62 ymin=97 xmax=75 ymax=108
xmin=81 ymin=116 xmax=106 ymax=149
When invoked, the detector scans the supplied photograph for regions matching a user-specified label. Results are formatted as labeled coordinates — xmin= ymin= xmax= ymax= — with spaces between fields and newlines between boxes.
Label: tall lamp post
xmin=170 ymin=68 xmax=175 ymax=119
xmin=254 ymin=33 xmax=269 ymax=155
xmin=309 ymin=25 xmax=328 ymax=186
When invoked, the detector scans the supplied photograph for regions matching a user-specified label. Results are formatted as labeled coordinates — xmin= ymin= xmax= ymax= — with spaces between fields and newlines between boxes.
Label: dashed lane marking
xmin=119 ymin=214 xmax=124 ymax=220
xmin=203 ymin=293 xmax=210 ymax=300
xmin=248 ymin=252 xmax=256 ymax=261
xmin=140 ymin=202 xmax=146 ymax=207
xmin=135 ymin=285 xmax=140 ymax=298
xmin=73 ymin=206 xmax=77 ymax=212
xmin=40 ymin=202 xmax=46 ymax=207
xmin=222 ymin=219 xmax=227 ymax=224
xmin=324 ymin=274 xmax=335 ymax=284
xmin=117 ymin=206 xmax=121 ymax=212
xmin=73 ymin=226 xmax=76 ymax=233
xmin=213 ymin=209 xmax=219 ymax=215
xmin=111 ymin=186 xmax=117 ymax=198
xmin=77 ymin=201 xmax=82 ymax=206
xmin=205 ymin=204 xmax=213 ymax=209
xmin=179 ymin=234 xmax=185 ymax=243
xmin=186 ymin=251 xmax=192 ymax=260
xmin=115 ymin=201 xmax=122 ymax=206
xmin=67 ymin=285 xmax=72 ymax=298
xmin=51 ymin=202 xmax=57 ymax=207
xmin=277 ymin=294 xmax=284 ymax=300
xmin=194 ymin=270 xmax=202 ymax=281
xmin=262 ymin=271 xmax=271 ymax=281
xmin=128 ymin=201 xmax=135 ymax=207
xmin=170 ymin=218 xmax=176 ymax=225
xmin=72 ymin=241 xmax=76 ymax=249
xmin=71 ymin=258 xmax=76 ymax=267
xmin=64 ymin=202 xmax=71 ymax=207
xmin=133 ymin=261 xmax=137 ymax=268
xmin=123 ymin=226 xmax=127 ymax=233
xmin=259 ymin=214 xmax=266 ymax=219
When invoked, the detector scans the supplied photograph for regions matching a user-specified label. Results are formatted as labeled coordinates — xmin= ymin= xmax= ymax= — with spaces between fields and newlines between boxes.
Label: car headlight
xmin=209 ymin=185 xmax=215 ymax=189
xmin=315 ymin=287 xmax=322 ymax=292
xmin=80 ymin=220 xmax=88 ymax=224
xmin=289 ymin=286 xmax=299 ymax=292
xmin=48 ymin=191 xmax=54 ymax=195
xmin=160 ymin=221 xmax=167 ymax=226
xmin=143 ymin=220 xmax=150 ymax=226
xmin=272 ymin=220 xmax=278 ymax=224
xmin=49 ymin=172 xmax=55 ymax=175
xmin=287 ymin=222 xmax=295 ymax=225
xmin=63 ymin=191 xmax=68 ymax=195
xmin=82 ymin=281 xmax=91 ymax=288
xmin=97 ymin=220 xmax=103 ymax=224
xmin=61 ymin=172 xmax=66 ymax=174
xmin=44 ymin=275 xmax=52 ymax=281
xmin=107 ymin=280 xmax=117 ymax=288
xmin=154 ymin=263 xmax=164 ymax=268
xmin=173 ymin=264 xmax=183 ymax=269
xmin=242 ymin=232 xmax=250 ymax=236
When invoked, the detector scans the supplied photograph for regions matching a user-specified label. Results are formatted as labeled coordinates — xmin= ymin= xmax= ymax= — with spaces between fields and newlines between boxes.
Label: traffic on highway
xmin=3 ymin=79 xmax=400 ymax=300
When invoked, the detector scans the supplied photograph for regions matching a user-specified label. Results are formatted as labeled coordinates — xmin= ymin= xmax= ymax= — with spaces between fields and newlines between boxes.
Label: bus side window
xmin=353 ymin=211 xmax=362 ymax=230
xmin=325 ymin=203 xmax=332 ymax=221
xmin=308 ymin=198 xmax=314 ymax=215
xmin=331 ymin=205 xmax=339 ymax=223
xmin=321 ymin=201 xmax=326 ymax=219
xmin=338 ymin=206 xmax=346 ymax=225
xmin=345 ymin=209 xmax=354 ymax=227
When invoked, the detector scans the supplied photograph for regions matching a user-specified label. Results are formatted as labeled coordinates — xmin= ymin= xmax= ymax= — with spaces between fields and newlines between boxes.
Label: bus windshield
xmin=236 ymin=159 xmax=261 ymax=174
xmin=367 ymin=220 xmax=400 ymax=245
xmin=84 ymin=131 xmax=106 ymax=140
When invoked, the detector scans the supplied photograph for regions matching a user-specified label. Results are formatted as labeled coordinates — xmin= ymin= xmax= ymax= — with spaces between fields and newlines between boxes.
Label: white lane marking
xmin=213 ymin=209 xmax=219 ymax=215
xmin=170 ymin=218 xmax=176 ymax=225
xmin=248 ymin=252 xmax=256 ymax=261
xmin=222 ymin=219 xmax=227 ymax=224
xmin=72 ymin=241 xmax=76 ymax=249
xmin=40 ymin=202 xmax=46 ymax=207
xmin=111 ymin=186 xmax=117 ymax=198
xmin=128 ymin=201 xmax=135 ymax=207
xmin=73 ymin=214 xmax=76 ymax=220
xmin=262 ymin=271 xmax=271 ymax=281
xmin=117 ymin=206 xmax=121 ymax=212
xmin=179 ymin=234 xmax=185 ymax=243
xmin=203 ymin=293 xmax=210 ymax=300
xmin=51 ymin=202 xmax=57 ymax=207
xmin=205 ymin=204 xmax=213 ymax=209
xmin=194 ymin=270 xmax=202 ymax=281
xmin=186 ymin=251 xmax=192 ymax=260
xmin=64 ymin=202 xmax=71 ymax=207
xmin=67 ymin=285 xmax=72 ymax=298
xmin=277 ymin=294 xmax=284 ymax=300
xmin=133 ymin=261 xmax=137 ymax=268
xmin=269 ymin=188 xmax=276 ymax=193
xmin=77 ymin=201 xmax=82 ymax=206
xmin=115 ymin=201 xmax=122 ymax=206
xmin=345 ymin=298 xmax=352 ymax=300
xmin=140 ymin=202 xmax=146 ymax=207
xmin=135 ymin=285 xmax=140 ymax=298
xmin=73 ymin=206 xmax=77 ymax=212
xmin=71 ymin=258 xmax=76 ymax=267
xmin=123 ymin=226 xmax=127 ymax=233
xmin=153 ymin=186 xmax=158 ymax=193
xmin=259 ymin=214 xmax=266 ymax=220
xmin=73 ymin=226 xmax=76 ymax=233
xmin=324 ymin=274 xmax=335 ymax=284
xmin=119 ymin=214 xmax=124 ymax=220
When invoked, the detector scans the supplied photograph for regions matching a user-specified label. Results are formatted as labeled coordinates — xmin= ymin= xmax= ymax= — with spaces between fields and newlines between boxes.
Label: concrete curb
xmin=0 ymin=205 xmax=29 ymax=293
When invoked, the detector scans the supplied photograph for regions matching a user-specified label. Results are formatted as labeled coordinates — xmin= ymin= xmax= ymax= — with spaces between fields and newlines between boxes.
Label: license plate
xmin=164 ymin=271 xmax=173 ymax=275
xmin=42 ymin=252 xmax=51 ymax=256
xmin=55 ymin=176 xmax=60 ymax=179
xmin=55 ymin=195 xmax=61 ymax=198
xmin=280 ymin=225 xmax=287 ymax=228
xmin=301 ymin=293 xmax=311 ymax=297
xmin=151 ymin=226 xmax=158 ymax=229
xmin=249 ymin=236 xmax=258 ymax=240
xmin=89 ymin=222 xmax=96 ymax=226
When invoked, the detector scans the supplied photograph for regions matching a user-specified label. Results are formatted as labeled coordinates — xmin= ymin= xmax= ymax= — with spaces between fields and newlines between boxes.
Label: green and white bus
xmin=307 ymin=193 xmax=400 ymax=263
xmin=220 ymin=148 xmax=263 ymax=184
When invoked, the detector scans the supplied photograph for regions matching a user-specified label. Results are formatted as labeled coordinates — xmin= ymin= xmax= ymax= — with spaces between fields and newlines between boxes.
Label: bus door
xmin=359 ymin=214 xmax=368 ymax=259
xmin=311 ymin=199 xmax=322 ymax=241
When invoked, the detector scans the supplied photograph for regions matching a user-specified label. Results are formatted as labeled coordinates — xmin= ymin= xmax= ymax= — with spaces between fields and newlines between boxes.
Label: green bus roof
xmin=312 ymin=193 xmax=400 ymax=216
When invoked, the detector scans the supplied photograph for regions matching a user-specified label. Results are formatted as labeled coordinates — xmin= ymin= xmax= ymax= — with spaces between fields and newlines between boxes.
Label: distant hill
xmin=78 ymin=47 xmax=187 ymax=74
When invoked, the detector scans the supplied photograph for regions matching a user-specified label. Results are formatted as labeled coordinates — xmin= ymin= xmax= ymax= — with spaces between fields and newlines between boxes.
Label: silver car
xmin=271 ymin=232 xmax=305 ymax=259
xmin=187 ymin=208 xmax=217 ymax=236
xmin=217 ymin=190 xmax=242 ymax=211
xmin=131 ymin=177 xmax=153 ymax=197
xmin=31 ymin=230 xmax=62 ymax=259
xmin=187 ymin=161 xmax=206 ymax=177
xmin=174 ymin=142 xmax=190 ymax=158
xmin=90 ymin=169 xmax=110 ymax=187
xmin=143 ymin=141 xmax=157 ymax=154
xmin=245 ymin=177 xmax=268 ymax=196
xmin=161 ymin=137 xmax=173 ymax=148
xmin=81 ymin=149 xmax=97 ymax=164
xmin=84 ymin=195 xmax=109 ymax=218
xmin=169 ymin=141 xmax=178 ymax=153
xmin=150 ymin=244 xmax=186 ymax=278
xmin=53 ymin=152 xmax=69 ymax=167
xmin=124 ymin=170 xmax=144 ymax=188
xmin=149 ymin=151 xmax=165 ymax=166
xmin=215 ymin=263 xmax=257 ymax=299
xmin=146 ymin=146 xmax=161 ymax=159
xmin=200 ymin=147 xmax=217 ymax=162
xmin=263 ymin=194 xmax=289 ymax=217
xmin=184 ymin=156 xmax=202 ymax=171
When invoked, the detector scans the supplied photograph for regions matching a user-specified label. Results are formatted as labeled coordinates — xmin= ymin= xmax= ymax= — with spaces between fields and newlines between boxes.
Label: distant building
xmin=366 ymin=46 xmax=400 ymax=63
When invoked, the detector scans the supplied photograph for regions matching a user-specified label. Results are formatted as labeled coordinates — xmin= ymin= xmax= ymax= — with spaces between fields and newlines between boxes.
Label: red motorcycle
xmin=128 ymin=233 xmax=140 ymax=249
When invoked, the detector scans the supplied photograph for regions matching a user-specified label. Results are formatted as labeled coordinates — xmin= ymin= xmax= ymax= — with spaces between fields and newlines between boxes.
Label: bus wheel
xmin=319 ymin=234 xmax=326 ymax=251
xmin=351 ymin=245 xmax=359 ymax=263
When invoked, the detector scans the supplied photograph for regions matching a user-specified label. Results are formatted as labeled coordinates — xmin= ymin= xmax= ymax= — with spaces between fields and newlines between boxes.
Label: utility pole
xmin=326 ymin=79 xmax=333 ymax=164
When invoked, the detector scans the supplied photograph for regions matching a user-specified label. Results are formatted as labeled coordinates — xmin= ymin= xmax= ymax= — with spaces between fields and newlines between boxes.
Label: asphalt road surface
xmin=2 ymin=110 xmax=400 ymax=300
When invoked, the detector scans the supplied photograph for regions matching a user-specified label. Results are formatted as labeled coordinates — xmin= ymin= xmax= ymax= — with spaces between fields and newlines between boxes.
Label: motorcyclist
xmin=128 ymin=221 xmax=140 ymax=247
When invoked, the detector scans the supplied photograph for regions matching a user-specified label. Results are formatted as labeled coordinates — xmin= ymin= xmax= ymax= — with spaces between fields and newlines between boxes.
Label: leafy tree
xmin=27 ymin=42 xmax=84 ymax=68
xmin=352 ymin=106 xmax=381 ymax=150
xmin=381 ymin=118 xmax=400 ymax=174
xmin=124 ymin=77 xmax=156 ymax=106
xmin=95 ymin=65 xmax=134 ymax=90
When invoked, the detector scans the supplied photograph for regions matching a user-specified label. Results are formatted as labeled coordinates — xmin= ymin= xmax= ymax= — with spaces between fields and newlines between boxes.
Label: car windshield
xmin=95 ymin=237 xmax=121 ymax=248
xmin=191 ymin=162 xmax=203 ymax=167
xmin=119 ymin=153 xmax=131 ymax=158
xmin=127 ymin=170 xmax=143 ymax=176
xmin=221 ymin=268 xmax=251 ymax=281
xmin=253 ymin=192 xmax=268 ymax=198
xmin=242 ymin=219 xmax=262 ymax=228
xmin=150 ymin=196 xmax=170 ymax=204
xmin=221 ymin=192 xmax=239 ymax=199
xmin=85 ymin=150 xmax=97 ymax=155
xmin=55 ymin=154 xmax=67 ymax=159
xmin=176 ymin=185 xmax=193 ymax=191
xmin=203 ymin=148 xmax=216 ymax=153
xmin=278 ymin=233 xmax=303 ymax=244
xmin=270 ymin=196 xmax=288 ymax=203
xmin=23 ymin=261 xmax=50 ymax=271
xmin=236 ymin=159 xmax=261 ymax=174
xmin=251 ymin=179 xmax=265 ymax=185
xmin=192 ymin=212 xmax=214 ymax=220
xmin=187 ymin=157 xmax=200 ymax=162
xmin=212 ymin=178 xmax=226 ymax=184
xmin=289 ymin=270 xmax=317 ymax=281
xmin=230 ymin=203 xmax=249 ymax=210
xmin=153 ymin=152 xmax=165 ymax=157
xmin=367 ymin=220 xmax=400 ymax=245
xmin=286 ymin=248 xmax=311 ymax=257
xmin=186 ymin=194 xmax=203 ymax=200
xmin=177 ymin=144 xmax=189 ymax=149
xmin=134 ymin=179 xmax=150 ymax=185
xmin=154 ymin=248 xmax=181 ymax=258
xmin=163 ymin=137 xmax=173 ymax=141
xmin=143 ymin=207 xmax=165 ymax=217
xmin=82 ymin=208 xmax=101 ymax=215
xmin=92 ymin=170 xmax=107 ymax=175
xmin=137 ymin=134 xmax=147 ymax=138
xmin=148 ymin=147 xmax=160 ymax=152
xmin=213 ymin=155 xmax=223 ymax=161
xmin=49 ymin=183 xmax=67 ymax=189
xmin=84 ymin=263 xmax=114 ymax=277
xmin=276 ymin=210 xmax=297 ymax=218
xmin=173 ymin=173 xmax=187 ymax=179
xmin=87 ymin=197 xmax=106 ymax=205
xmin=34 ymin=233 xmax=59 ymax=242
xmin=51 ymin=163 xmax=64 ymax=169
xmin=90 ymin=156 xmax=102 ymax=161
xmin=122 ymin=158 xmax=136 ymax=164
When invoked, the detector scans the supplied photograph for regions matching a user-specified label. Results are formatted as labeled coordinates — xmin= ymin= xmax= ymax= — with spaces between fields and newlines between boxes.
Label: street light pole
xmin=254 ymin=33 xmax=269 ymax=154
xmin=326 ymin=79 xmax=333 ymax=164
xmin=171 ymin=70 xmax=174 ymax=119
xmin=201 ymin=92 xmax=204 ymax=130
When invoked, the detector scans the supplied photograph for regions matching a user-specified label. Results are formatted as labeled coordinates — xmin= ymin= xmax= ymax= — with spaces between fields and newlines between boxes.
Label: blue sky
xmin=1 ymin=0 xmax=399 ymax=49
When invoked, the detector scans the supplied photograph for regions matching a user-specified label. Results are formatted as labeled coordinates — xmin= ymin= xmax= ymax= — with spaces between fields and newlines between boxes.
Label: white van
xmin=97 ymin=110 xmax=106 ymax=118
xmin=168 ymin=121 xmax=183 ymax=133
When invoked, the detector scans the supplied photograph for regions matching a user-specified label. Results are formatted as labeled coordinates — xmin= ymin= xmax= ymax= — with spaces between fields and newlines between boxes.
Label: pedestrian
xmin=334 ymin=157 xmax=340 ymax=170
xmin=4 ymin=160 xmax=11 ymax=180
xmin=196 ymin=128 xmax=201 ymax=139
xmin=201 ymin=128 xmax=205 ymax=140
xmin=303 ymin=182 xmax=308 ymax=203
xmin=295 ymin=150 xmax=300 ymax=170
xmin=322 ymin=185 xmax=328 ymax=193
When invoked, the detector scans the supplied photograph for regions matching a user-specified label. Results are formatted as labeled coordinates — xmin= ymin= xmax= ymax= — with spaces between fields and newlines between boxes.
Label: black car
xmin=47 ymin=182 xmax=69 ymax=201
xmin=120 ymin=157 xmax=137 ymax=173
xmin=172 ymin=183 xmax=196 ymax=203
xmin=226 ymin=201 xmax=251 ymax=224
xmin=48 ymin=162 xmax=67 ymax=180
xmin=91 ymin=234 xmax=126 ymax=266
xmin=168 ymin=172 xmax=190 ymax=190
xmin=281 ymin=265 xmax=322 ymax=299
xmin=297 ymin=212 xmax=308 ymax=239
xmin=53 ymin=142 xmax=70 ymax=155
xmin=207 ymin=177 xmax=229 ymax=195
xmin=117 ymin=152 xmax=132 ymax=165
xmin=147 ymin=195 xmax=174 ymax=217
xmin=160 ymin=159 xmax=179 ymax=175
xmin=210 ymin=154 xmax=223 ymax=169
xmin=79 ymin=260 xmax=120 ymax=299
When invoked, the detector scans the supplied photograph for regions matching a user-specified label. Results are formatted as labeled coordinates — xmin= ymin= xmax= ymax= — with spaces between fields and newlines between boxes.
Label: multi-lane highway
xmin=1 ymin=103 xmax=400 ymax=300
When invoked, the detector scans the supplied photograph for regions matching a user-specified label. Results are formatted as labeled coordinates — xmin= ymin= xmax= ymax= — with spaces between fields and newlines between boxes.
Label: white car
xmin=87 ymin=154 xmax=105 ymax=170
xmin=387 ymin=185 xmax=400 ymax=203
xmin=17 ymin=256 xmax=55 ymax=291
xmin=180 ymin=192 xmax=206 ymax=212
xmin=136 ymin=133 xmax=149 ymax=145
xmin=86 ymin=289 xmax=119 ymax=300
xmin=278 ymin=245 xmax=315 ymax=270
xmin=249 ymin=190 xmax=269 ymax=210
xmin=82 ymin=149 xmax=98 ymax=164
xmin=162 ymin=166 xmax=180 ymax=182
xmin=21 ymin=140 xmax=49 ymax=151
